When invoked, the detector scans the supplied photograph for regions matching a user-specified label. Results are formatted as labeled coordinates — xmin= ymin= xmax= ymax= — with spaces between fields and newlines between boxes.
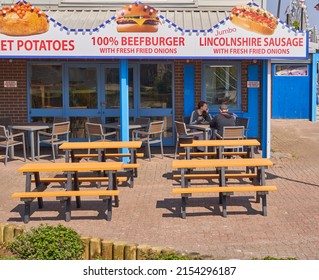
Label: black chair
xmin=87 ymin=117 xmax=102 ymax=124
xmin=182 ymin=116 xmax=191 ymax=124
xmin=53 ymin=116 xmax=69 ymax=123
xmin=235 ymin=117 xmax=249 ymax=137
xmin=0 ymin=116 xmax=13 ymax=134
xmin=174 ymin=121 xmax=202 ymax=159
xmin=134 ymin=117 xmax=150 ymax=129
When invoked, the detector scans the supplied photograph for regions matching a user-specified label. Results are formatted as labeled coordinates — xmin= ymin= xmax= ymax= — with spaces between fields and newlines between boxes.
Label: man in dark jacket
xmin=210 ymin=103 xmax=235 ymax=137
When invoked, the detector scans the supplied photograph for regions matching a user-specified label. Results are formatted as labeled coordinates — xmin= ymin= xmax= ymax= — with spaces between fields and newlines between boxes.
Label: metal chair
xmin=132 ymin=120 xmax=164 ymax=161
xmin=85 ymin=122 xmax=117 ymax=156
xmin=37 ymin=121 xmax=70 ymax=162
xmin=85 ymin=122 xmax=116 ymax=142
xmin=0 ymin=125 xmax=26 ymax=165
xmin=215 ymin=126 xmax=245 ymax=152
xmin=174 ymin=121 xmax=202 ymax=159
xmin=235 ymin=117 xmax=249 ymax=137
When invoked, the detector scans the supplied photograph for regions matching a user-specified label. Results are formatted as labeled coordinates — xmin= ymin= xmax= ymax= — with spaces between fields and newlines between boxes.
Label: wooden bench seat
xmin=72 ymin=152 xmax=144 ymax=159
xmin=173 ymin=173 xmax=257 ymax=180
xmin=178 ymin=151 xmax=248 ymax=158
xmin=67 ymin=154 xmax=141 ymax=188
xmin=172 ymin=185 xmax=277 ymax=218
xmin=179 ymin=152 xmax=217 ymax=157
xmin=31 ymin=176 xmax=127 ymax=184
xmin=12 ymin=189 xmax=119 ymax=223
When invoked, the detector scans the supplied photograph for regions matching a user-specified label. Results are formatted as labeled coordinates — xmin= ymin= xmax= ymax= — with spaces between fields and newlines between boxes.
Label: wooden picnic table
xmin=172 ymin=158 xmax=275 ymax=217
xmin=59 ymin=141 xmax=142 ymax=188
xmin=172 ymin=157 xmax=272 ymax=187
xmin=19 ymin=161 xmax=123 ymax=192
xmin=59 ymin=141 xmax=142 ymax=162
xmin=14 ymin=161 xmax=124 ymax=223
xmin=180 ymin=139 xmax=260 ymax=159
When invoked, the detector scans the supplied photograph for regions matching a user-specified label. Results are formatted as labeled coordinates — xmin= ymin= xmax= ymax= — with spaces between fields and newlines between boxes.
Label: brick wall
xmin=0 ymin=59 xmax=28 ymax=123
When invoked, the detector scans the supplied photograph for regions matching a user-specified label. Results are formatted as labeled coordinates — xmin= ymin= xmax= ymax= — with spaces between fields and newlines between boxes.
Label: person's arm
xmin=190 ymin=110 xmax=198 ymax=124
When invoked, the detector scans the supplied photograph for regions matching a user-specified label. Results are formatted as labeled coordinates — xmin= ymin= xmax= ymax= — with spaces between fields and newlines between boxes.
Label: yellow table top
xmin=59 ymin=141 xmax=142 ymax=150
xmin=180 ymin=139 xmax=260 ymax=147
xmin=172 ymin=158 xmax=272 ymax=169
xmin=18 ymin=162 xmax=124 ymax=173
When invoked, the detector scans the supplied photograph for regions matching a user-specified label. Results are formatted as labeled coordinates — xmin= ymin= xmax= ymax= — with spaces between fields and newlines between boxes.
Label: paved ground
xmin=1 ymin=119 xmax=319 ymax=259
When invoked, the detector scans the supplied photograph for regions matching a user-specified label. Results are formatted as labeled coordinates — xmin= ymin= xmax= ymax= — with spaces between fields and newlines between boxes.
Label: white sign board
xmin=0 ymin=3 xmax=308 ymax=59
xmin=247 ymin=81 xmax=260 ymax=88
xmin=4 ymin=81 xmax=17 ymax=88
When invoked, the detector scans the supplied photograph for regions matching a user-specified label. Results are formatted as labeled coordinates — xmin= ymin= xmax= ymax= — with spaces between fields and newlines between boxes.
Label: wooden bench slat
xmin=72 ymin=153 xmax=144 ymax=158
xmin=172 ymin=158 xmax=273 ymax=169
xmin=18 ymin=162 xmax=124 ymax=172
xmin=12 ymin=189 xmax=119 ymax=223
xmin=12 ymin=190 xmax=119 ymax=199
xmin=172 ymin=185 xmax=277 ymax=218
xmin=31 ymin=176 xmax=127 ymax=183
xmin=172 ymin=186 xmax=277 ymax=194
xmin=178 ymin=151 xmax=248 ymax=157
xmin=173 ymin=173 xmax=257 ymax=180
xmin=179 ymin=152 xmax=217 ymax=157
xmin=222 ymin=151 xmax=248 ymax=156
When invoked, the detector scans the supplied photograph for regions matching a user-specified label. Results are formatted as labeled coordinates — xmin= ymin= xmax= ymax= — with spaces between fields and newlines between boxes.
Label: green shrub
xmin=252 ymin=256 xmax=297 ymax=260
xmin=9 ymin=224 xmax=84 ymax=260
xmin=262 ymin=256 xmax=297 ymax=260
xmin=146 ymin=252 xmax=202 ymax=260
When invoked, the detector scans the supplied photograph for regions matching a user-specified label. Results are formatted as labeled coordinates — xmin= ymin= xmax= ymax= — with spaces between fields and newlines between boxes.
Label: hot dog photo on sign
xmin=229 ymin=5 xmax=278 ymax=35
xmin=116 ymin=3 xmax=160 ymax=32
xmin=0 ymin=1 xmax=49 ymax=36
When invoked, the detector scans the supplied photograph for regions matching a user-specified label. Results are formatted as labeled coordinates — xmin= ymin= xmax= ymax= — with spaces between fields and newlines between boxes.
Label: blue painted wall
xmin=272 ymin=64 xmax=311 ymax=119
xmin=311 ymin=54 xmax=319 ymax=122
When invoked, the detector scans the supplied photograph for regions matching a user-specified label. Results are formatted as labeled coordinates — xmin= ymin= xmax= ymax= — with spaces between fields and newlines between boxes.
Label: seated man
xmin=210 ymin=103 xmax=235 ymax=137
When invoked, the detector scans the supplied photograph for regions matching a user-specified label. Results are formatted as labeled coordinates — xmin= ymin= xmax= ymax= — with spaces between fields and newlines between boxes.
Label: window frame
xmin=201 ymin=61 xmax=241 ymax=112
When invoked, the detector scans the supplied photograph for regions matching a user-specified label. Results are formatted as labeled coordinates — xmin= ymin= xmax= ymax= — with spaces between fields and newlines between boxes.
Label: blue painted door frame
xmin=184 ymin=64 xmax=195 ymax=118
xmin=247 ymin=64 xmax=259 ymax=138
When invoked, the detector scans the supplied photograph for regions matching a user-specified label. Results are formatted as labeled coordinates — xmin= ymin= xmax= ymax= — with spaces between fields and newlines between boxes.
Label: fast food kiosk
xmin=0 ymin=0 xmax=309 ymax=158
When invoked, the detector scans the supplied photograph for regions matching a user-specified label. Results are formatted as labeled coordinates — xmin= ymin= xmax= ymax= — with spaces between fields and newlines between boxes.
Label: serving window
xmin=274 ymin=64 xmax=308 ymax=76
xmin=203 ymin=62 xmax=241 ymax=111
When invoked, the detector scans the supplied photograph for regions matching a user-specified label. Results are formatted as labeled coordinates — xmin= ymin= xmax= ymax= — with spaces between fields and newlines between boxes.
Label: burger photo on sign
xmin=116 ymin=3 xmax=160 ymax=32
xmin=229 ymin=5 xmax=278 ymax=35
